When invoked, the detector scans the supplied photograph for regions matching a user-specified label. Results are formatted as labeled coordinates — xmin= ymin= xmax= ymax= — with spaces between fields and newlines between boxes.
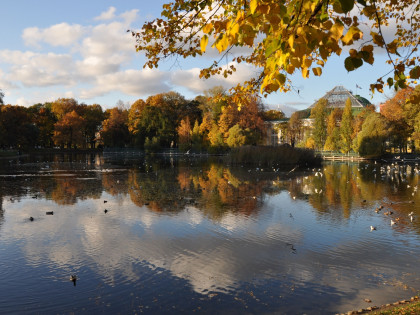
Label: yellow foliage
xmin=135 ymin=0 xmax=420 ymax=96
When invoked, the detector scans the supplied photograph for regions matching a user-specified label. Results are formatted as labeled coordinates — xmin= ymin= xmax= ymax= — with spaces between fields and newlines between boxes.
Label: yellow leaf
xmin=349 ymin=49 xmax=357 ymax=57
xmin=330 ymin=22 xmax=344 ymax=41
xmin=202 ymin=23 xmax=213 ymax=34
xmin=302 ymin=67 xmax=309 ymax=78
xmin=215 ymin=34 xmax=229 ymax=52
xmin=286 ymin=64 xmax=295 ymax=74
xmin=288 ymin=35 xmax=294 ymax=51
xmin=342 ymin=26 xmax=363 ymax=45
xmin=312 ymin=67 xmax=322 ymax=76
xmin=250 ymin=0 xmax=258 ymax=14
xmin=303 ymin=57 xmax=312 ymax=68
xmin=200 ymin=35 xmax=208 ymax=53
xmin=229 ymin=22 xmax=240 ymax=37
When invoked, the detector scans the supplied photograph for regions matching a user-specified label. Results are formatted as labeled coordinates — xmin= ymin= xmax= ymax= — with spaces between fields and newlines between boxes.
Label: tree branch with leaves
xmin=134 ymin=0 xmax=419 ymax=96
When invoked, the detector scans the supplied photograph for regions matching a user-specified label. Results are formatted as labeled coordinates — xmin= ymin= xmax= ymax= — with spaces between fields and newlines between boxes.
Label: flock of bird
xmin=370 ymin=208 xmax=415 ymax=232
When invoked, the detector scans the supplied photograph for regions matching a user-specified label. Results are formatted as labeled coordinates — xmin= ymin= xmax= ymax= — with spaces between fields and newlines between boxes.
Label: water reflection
xmin=0 ymin=155 xmax=419 ymax=314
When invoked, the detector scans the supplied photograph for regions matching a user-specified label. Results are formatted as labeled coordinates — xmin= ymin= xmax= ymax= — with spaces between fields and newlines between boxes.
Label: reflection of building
xmin=263 ymin=86 xmax=371 ymax=146
xmin=264 ymin=119 xmax=288 ymax=145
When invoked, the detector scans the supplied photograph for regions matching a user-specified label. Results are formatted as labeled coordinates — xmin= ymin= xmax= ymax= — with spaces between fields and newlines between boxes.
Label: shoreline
xmin=342 ymin=295 xmax=419 ymax=314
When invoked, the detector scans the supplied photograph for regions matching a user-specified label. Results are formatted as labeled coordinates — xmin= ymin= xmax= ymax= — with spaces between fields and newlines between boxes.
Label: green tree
xmin=131 ymin=92 xmax=190 ymax=148
xmin=226 ymin=124 xmax=246 ymax=148
xmin=311 ymin=98 xmax=327 ymax=150
xmin=135 ymin=0 xmax=419 ymax=95
xmin=340 ymin=98 xmax=353 ymax=153
xmin=356 ymin=112 xmax=390 ymax=156
xmin=128 ymin=98 xmax=146 ymax=146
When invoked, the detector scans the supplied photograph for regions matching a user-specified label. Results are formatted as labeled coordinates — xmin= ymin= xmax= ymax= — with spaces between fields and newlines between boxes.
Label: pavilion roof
xmin=309 ymin=86 xmax=367 ymax=109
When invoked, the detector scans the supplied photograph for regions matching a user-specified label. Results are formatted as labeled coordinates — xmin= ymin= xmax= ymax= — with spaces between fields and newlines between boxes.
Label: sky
xmin=0 ymin=0 xmax=398 ymax=115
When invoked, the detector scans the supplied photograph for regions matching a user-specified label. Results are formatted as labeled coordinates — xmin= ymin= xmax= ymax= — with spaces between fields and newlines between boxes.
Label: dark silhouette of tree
xmin=0 ymin=105 xmax=38 ymax=148
xmin=100 ymin=107 xmax=129 ymax=147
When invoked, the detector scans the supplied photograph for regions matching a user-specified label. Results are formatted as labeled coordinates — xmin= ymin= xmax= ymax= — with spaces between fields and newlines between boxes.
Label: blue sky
xmin=0 ymin=1 xmax=396 ymax=114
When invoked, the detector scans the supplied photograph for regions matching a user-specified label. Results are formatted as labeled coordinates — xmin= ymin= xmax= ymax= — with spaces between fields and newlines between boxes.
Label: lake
xmin=0 ymin=153 xmax=419 ymax=314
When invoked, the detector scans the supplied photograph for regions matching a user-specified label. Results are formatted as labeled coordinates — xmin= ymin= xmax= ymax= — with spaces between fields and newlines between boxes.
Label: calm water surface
xmin=0 ymin=153 xmax=419 ymax=314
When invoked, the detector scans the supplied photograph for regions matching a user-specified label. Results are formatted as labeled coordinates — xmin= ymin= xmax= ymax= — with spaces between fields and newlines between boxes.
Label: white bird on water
xmin=391 ymin=219 xmax=396 ymax=226
xmin=370 ymin=226 xmax=376 ymax=231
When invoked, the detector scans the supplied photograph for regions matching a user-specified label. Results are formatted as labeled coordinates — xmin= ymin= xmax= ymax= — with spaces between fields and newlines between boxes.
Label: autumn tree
xmin=405 ymin=85 xmax=420 ymax=151
xmin=135 ymin=0 xmax=420 ymax=96
xmin=51 ymin=98 xmax=78 ymax=120
xmin=191 ymin=120 xmax=203 ymax=151
xmin=311 ymin=98 xmax=327 ymax=150
xmin=177 ymin=117 xmax=192 ymax=151
xmin=381 ymin=87 xmax=415 ymax=152
xmin=324 ymin=108 xmax=342 ymax=151
xmin=263 ymin=109 xmax=285 ymax=121
xmin=53 ymin=110 xmax=85 ymax=148
xmin=218 ymin=93 xmax=265 ymax=144
xmin=340 ymin=98 xmax=353 ymax=153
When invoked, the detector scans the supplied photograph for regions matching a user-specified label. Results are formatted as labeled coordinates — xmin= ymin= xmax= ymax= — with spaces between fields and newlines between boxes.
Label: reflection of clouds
xmin=219 ymin=212 xmax=250 ymax=231
xmin=2 ymin=167 xmax=419 ymax=314
xmin=3 ymin=194 xmax=305 ymax=295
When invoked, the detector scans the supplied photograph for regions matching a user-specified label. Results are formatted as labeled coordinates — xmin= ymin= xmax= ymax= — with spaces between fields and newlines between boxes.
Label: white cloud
xmin=94 ymin=6 xmax=117 ymax=21
xmin=171 ymin=62 xmax=258 ymax=93
xmin=22 ymin=23 xmax=84 ymax=48
xmin=120 ymin=9 xmax=139 ymax=25
xmin=80 ymin=68 xmax=170 ymax=99
xmin=0 ymin=50 xmax=75 ymax=87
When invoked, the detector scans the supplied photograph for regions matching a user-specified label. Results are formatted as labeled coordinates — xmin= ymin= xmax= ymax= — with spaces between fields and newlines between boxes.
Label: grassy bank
xmin=343 ymin=296 xmax=420 ymax=314
xmin=227 ymin=145 xmax=322 ymax=168
xmin=371 ymin=300 xmax=420 ymax=315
